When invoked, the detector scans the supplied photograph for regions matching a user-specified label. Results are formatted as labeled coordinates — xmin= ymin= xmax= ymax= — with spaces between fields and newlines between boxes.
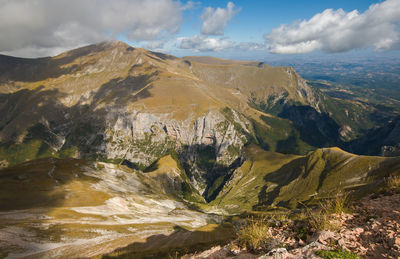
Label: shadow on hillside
xmin=92 ymin=72 xmax=157 ymax=105
xmin=0 ymin=156 xmax=105 ymax=254
xmin=148 ymin=51 xmax=177 ymax=61
xmin=276 ymin=130 xmax=303 ymax=154
xmin=255 ymin=156 xmax=307 ymax=209
xmin=102 ymin=224 xmax=235 ymax=259
xmin=0 ymin=157 xmax=91 ymax=211
xmin=0 ymin=43 xmax=114 ymax=82
xmin=345 ymin=116 xmax=400 ymax=156
xmin=178 ymin=144 xmax=244 ymax=202
xmin=278 ymin=105 xmax=341 ymax=147
xmin=0 ymin=72 xmax=155 ymax=166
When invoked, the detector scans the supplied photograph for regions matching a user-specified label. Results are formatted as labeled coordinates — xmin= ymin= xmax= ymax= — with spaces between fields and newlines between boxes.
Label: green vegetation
xmin=205 ymin=175 xmax=225 ymax=201
xmin=213 ymin=146 xmax=400 ymax=213
xmin=227 ymin=144 xmax=241 ymax=157
xmin=316 ymin=249 xmax=361 ymax=259
xmin=252 ymin=115 xmax=315 ymax=155
xmin=59 ymin=146 xmax=79 ymax=158
xmin=132 ymin=133 xmax=176 ymax=167
xmin=181 ymin=181 xmax=205 ymax=203
xmin=0 ymin=139 xmax=54 ymax=167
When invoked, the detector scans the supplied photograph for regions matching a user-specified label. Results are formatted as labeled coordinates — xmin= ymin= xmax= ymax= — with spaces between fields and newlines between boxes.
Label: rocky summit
xmin=0 ymin=41 xmax=399 ymax=258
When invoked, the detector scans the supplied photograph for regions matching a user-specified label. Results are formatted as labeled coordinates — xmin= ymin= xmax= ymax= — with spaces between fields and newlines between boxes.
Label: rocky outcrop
xmin=99 ymin=108 xmax=249 ymax=194
xmin=183 ymin=190 xmax=400 ymax=259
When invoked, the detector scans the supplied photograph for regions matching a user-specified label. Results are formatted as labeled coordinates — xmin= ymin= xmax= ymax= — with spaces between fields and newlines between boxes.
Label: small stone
xmin=231 ymin=248 xmax=241 ymax=255
xmin=338 ymin=238 xmax=346 ymax=246
xmin=314 ymin=230 xmax=335 ymax=244
xmin=387 ymin=230 xmax=395 ymax=239
xmin=353 ymin=227 xmax=364 ymax=235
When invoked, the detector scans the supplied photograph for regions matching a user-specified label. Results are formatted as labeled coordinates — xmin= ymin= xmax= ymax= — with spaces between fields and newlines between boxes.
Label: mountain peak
xmin=101 ymin=40 xmax=133 ymax=49
xmin=51 ymin=40 xmax=135 ymax=61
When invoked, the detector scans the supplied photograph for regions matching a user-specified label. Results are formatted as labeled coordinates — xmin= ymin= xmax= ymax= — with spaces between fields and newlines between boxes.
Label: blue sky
xmin=0 ymin=0 xmax=399 ymax=60
xmin=178 ymin=0 xmax=379 ymax=43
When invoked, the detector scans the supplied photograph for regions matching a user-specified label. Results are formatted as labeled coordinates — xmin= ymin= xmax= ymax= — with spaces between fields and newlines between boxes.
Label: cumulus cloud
xmin=179 ymin=35 xmax=235 ymax=51
xmin=0 ymin=0 xmax=182 ymax=57
xmin=178 ymin=35 xmax=267 ymax=52
xmin=201 ymin=2 xmax=240 ymax=35
xmin=265 ymin=0 xmax=400 ymax=54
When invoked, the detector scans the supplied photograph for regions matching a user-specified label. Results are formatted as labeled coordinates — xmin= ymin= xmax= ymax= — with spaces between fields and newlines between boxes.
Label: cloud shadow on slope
xmin=0 ymin=43 xmax=115 ymax=83
xmin=102 ymin=224 xmax=235 ymax=259
xmin=0 ymin=72 xmax=155 ymax=166
xmin=278 ymin=105 xmax=341 ymax=148
xmin=254 ymin=156 xmax=307 ymax=210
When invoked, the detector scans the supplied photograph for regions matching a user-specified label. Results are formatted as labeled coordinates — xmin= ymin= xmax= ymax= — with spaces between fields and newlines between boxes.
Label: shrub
xmin=305 ymin=207 xmax=336 ymax=232
xmin=168 ymin=251 xmax=180 ymax=259
xmin=302 ymin=191 xmax=351 ymax=232
xmin=237 ymin=217 xmax=272 ymax=251
xmin=386 ymin=175 xmax=400 ymax=190
xmin=323 ymin=190 xmax=351 ymax=214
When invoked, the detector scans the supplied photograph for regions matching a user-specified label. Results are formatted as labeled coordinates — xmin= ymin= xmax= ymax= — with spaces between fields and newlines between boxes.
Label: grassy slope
xmin=209 ymin=145 xmax=299 ymax=213
xmin=212 ymin=145 xmax=400 ymax=214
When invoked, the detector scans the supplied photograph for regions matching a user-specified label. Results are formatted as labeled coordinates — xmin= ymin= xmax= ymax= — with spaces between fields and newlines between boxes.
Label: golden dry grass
xmin=387 ymin=175 xmax=400 ymax=189
xmin=237 ymin=217 xmax=271 ymax=251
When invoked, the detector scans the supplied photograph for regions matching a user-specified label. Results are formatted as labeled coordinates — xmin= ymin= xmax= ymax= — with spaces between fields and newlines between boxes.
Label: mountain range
xmin=0 ymin=41 xmax=399 ymax=258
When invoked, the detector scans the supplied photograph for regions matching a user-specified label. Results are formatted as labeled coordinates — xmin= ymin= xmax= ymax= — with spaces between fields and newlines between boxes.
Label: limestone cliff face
xmin=101 ymin=108 xmax=247 ymax=161
xmin=95 ymin=108 xmax=249 ymax=193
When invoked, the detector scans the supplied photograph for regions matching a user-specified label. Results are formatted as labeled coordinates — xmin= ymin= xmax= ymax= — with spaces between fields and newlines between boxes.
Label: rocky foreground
xmin=183 ymin=190 xmax=400 ymax=259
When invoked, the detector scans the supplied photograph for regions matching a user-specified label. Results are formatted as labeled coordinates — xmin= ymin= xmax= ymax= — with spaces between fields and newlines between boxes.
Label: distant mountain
xmin=347 ymin=116 xmax=400 ymax=156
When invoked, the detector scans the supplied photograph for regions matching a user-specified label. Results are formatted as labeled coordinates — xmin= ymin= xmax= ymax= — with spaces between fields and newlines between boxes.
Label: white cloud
xmin=201 ymin=2 xmax=240 ymax=35
xmin=181 ymin=0 xmax=200 ymax=11
xmin=265 ymin=0 xmax=400 ymax=54
xmin=178 ymin=35 xmax=267 ymax=52
xmin=236 ymin=42 xmax=267 ymax=51
xmin=179 ymin=35 xmax=235 ymax=51
xmin=143 ymin=40 xmax=168 ymax=51
xmin=0 ymin=0 xmax=183 ymax=57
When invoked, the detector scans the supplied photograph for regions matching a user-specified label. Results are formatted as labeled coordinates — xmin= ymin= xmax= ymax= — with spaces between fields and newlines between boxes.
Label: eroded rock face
xmin=98 ymin=108 xmax=249 ymax=193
